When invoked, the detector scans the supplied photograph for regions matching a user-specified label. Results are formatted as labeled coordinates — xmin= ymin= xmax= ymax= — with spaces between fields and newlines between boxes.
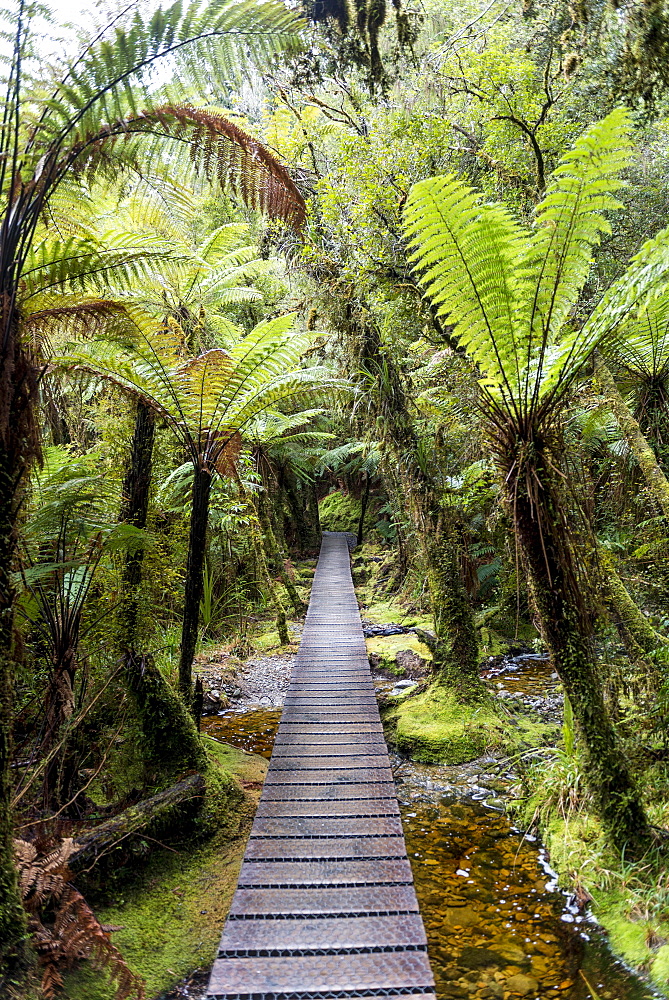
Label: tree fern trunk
xmin=309 ymin=481 xmax=322 ymax=545
xmin=424 ymin=506 xmax=481 ymax=698
xmin=283 ymin=475 xmax=310 ymax=555
xmin=0 ymin=310 xmax=36 ymax=957
xmin=503 ymin=443 xmax=650 ymax=850
xmin=339 ymin=301 xmax=480 ymax=698
xmin=0 ymin=449 xmax=26 ymax=954
xmin=257 ymin=493 xmax=304 ymax=615
xmin=179 ymin=466 xmax=212 ymax=703
xmin=118 ymin=401 xmax=155 ymax=650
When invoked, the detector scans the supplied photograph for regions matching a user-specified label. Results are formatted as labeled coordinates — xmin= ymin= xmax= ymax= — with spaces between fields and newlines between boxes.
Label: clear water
xmin=201 ymin=704 xmax=661 ymax=1000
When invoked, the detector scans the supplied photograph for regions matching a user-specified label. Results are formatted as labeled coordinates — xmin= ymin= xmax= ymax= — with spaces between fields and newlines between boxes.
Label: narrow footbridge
xmin=206 ymin=532 xmax=435 ymax=1000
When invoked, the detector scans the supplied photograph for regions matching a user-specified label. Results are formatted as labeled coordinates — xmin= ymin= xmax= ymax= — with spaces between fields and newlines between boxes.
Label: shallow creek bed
xmin=200 ymin=689 xmax=661 ymax=1000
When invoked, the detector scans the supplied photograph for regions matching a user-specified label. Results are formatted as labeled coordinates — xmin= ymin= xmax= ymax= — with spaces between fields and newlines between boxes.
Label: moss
xmin=363 ymin=597 xmax=432 ymax=631
xmin=651 ymin=945 xmax=669 ymax=990
xmin=318 ymin=491 xmax=361 ymax=533
xmin=60 ymin=829 xmax=244 ymax=1000
xmin=521 ymin=792 xmax=669 ymax=996
xmin=387 ymin=685 xmax=505 ymax=763
xmin=253 ymin=629 xmax=283 ymax=652
xmin=387 ymin=684 xmax=558 ymax=764
xmin=58 ymin=746 xmax=266 ymax=1000
xmin=366 ymin=633 xmax=432 ymax=670
xmin=124 ymin=653 xmax=206 ymax=773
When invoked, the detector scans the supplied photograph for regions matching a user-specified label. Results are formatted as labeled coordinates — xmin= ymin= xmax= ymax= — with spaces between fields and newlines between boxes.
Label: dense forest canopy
xmin=5 ymin=0 xmax=669 ymax=996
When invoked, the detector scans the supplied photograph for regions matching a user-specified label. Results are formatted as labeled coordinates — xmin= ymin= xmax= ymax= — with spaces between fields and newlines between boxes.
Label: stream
xmin=201 ymin=654 xmax=661 ymax=1000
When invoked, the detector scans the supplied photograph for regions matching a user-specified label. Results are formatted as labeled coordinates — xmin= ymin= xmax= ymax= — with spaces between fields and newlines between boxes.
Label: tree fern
xmin=404 ymin=110 xmax=669 ymax=417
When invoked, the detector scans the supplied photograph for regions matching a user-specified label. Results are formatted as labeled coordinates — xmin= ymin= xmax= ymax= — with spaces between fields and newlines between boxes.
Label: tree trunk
xmin=125 ymin=651 xmax=205 ymax=771
xmin=42 ymin=647 xmax=78 ymax=808
xmin=179 ymin=466 xmax=212 ymax=702
xmin=595 ymin=355 xmax=669 ymax=520
xmin=238 ymin=482 xmax=291 ymax=644
xmin=283 ymin=475 xmax=310 ymax=555
xmin=257 ymin=494 xmax=304 ymax=615
xmin=597 ymin=543 xmax=668 ymax=658
xmin=423 ymin=501 xmax=482 ymax=697
xmin=357 ymin=472 xmax=371 ymax=546
xmin=0 ymin=307 xmax=36 ymax=956
xmin=0 ymin=496 xmax=26 ymax=953
xmin=70 ymin=773 xmax=206 ymax=871
xmin=503 ymin=444 xmax=650 ymax=849
xmin=309 ymin=481 xmax=322 ymax=545
xmin=118 ymin=401 xmax=155 ymax=650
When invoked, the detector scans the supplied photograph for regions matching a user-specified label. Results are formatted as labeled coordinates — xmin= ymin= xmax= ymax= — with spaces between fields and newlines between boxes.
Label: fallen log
xmin=71 ymin=772 xmax=206 ymax=870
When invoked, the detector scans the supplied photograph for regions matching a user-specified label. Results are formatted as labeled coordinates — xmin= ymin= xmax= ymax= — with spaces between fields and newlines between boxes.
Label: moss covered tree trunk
xmin=309 ymin=482 xmax=322 ymax=544
xmin=0 ymin=310 xmax=34 ymax=957
xmin=0 ymin=491 xmax=26 ymax=955
xmin=357 ymin=472 xmax=371 ymax=546
xmin=125 ymin=651 xmax=205 ymax=772
xmin=423 ymin=503 xmax=481 ymax=697
xmin=118 ymin=401 xmax=155 ymax=650
xmin=257 ymin=492 xmax=304 ymax=615
xmin=502 ymin=439 xmax=649 ymax=849
xmin=597 ymin=543 xmax=668 ymax=659
xmin=595 ymin=355 xmax=669 ymax=521
xmin=283 ymin=474 xmax=311 ymax=555
xmin=179 ymin=466 xmax=212 ymax=702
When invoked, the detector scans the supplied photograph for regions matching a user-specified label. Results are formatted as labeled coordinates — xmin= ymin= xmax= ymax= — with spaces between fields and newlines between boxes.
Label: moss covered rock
xmin=386 ymin=684 xmax=557 ymax=764
xmin=387 ymin=684 xmax=507 ymax=763
xmin=318 ymin=491 xmax=361 ymax=533
xmin=366 ymin=634 xmax=432 ymax=675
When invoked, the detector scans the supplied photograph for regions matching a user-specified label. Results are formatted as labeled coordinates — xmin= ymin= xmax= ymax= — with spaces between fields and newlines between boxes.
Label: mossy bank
xmin=383 ymin=684 xmax=559 ymax=764
xmin=11 ymin=743 xmax=266 ymax=1000
xmin=517 ymin=760 xmax=669 ymax=997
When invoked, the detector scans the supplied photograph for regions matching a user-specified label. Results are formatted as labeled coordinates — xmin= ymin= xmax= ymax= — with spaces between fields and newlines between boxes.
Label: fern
xmin=404 ymin=110 xmax=669 ymax=417
xmin=404 ymin=172 xmax=533 ymax=405
xmin=14 ymin=838 xmax=144 ymax=1000
xmin=53 ymin=313 xmax=349 ymax=469
xmin=527 ymin=108 xmax=633 ymax=346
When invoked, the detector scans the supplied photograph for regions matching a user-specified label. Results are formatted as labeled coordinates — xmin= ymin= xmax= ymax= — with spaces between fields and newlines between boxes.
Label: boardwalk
xmin=206 ymin=532 xmax=435 ymax=1000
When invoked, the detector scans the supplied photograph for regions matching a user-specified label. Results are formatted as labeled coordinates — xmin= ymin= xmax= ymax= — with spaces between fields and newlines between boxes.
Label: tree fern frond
xmin=22 ymin=232 xmax=186 ymax=298
xmin=404 ymin=173 xmax=532 ymax=406
xmin=62 ymin=104 xmax=307 ymax=230
xmin=527 ymin=108 xmax=633 ymax=348
xmin=544 ymin=223 xmax=669 ymax=399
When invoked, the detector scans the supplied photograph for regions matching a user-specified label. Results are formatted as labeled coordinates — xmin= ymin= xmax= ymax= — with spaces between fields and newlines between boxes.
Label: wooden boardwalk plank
xmin=205 ymin=532 xmax=435 ymax=1000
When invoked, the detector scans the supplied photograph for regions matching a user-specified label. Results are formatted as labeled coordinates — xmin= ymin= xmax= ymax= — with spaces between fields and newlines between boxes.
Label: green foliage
xmin=318 ymin=490 xmax=361 ymax=532
xmin=55 ymin=312 xmax=347 ymax=469
xmin=403 ymin=109 xmax=651 ymax=412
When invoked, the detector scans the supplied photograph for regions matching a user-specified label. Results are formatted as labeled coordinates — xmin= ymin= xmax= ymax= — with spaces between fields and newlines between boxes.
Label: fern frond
xmin=62 ymin=104 xmax=306 ymax=230
xmin=527 ymin=108 xmax=633 ymax=345
xmin=22 ymin=232 xmax=185 ymax=299
xmin=404 ymin=173 xmax=532 ymax=405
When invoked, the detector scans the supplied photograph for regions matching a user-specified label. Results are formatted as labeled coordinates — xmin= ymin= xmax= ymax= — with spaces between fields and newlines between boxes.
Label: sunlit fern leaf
xmin=21 ymin=232 xmax=189 ymax=299
xmin=404 ymin=112 xmax=669 ymax=419
xmin=404 ymin=174 xmax=533 ymax=404
xmin=527 ymin=108 xmax=633 ymax=345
